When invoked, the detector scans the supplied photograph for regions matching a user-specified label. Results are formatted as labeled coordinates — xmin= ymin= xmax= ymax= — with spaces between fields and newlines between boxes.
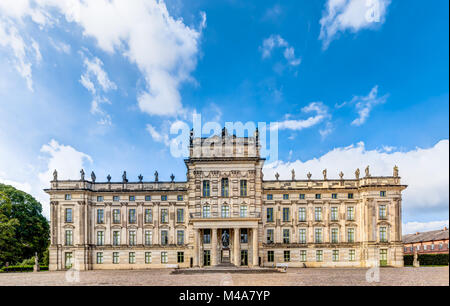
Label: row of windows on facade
xmin=404 ymin=243 xmax=449 ymax=252
xmin=201 ymin=179 xmax=247 ymax=197
xmin=64 ymin=194 xmax=182 ymax=202
xmin=63 ymin=226 xmax=389 ymax=247
xmin=63 ymin=249 xmax=389 ymax=269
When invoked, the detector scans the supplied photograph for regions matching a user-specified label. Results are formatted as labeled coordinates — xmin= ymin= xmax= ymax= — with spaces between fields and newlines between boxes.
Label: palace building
xmin=46 ymin=129 xmax=407 ymax=271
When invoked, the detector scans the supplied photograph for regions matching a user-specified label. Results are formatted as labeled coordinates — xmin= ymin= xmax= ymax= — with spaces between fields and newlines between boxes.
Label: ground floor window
xmin=204 ymin=250 xmax=211 ymax=266
xmin=380 ymin=249 xmax=388 ymax=266
xmin=240 ymin=250 xmax=248 ymax=266
xmin=145 ymin=252 xmax=152 ymax=264
xmin=65 ymin=252 xmax=73 ymax=269
xmin=161 ymin=251 xmax=168 ymax=264
xmin=316 ymin=250 xmax=323 ymax=262
xmin=177 ymin=252 xmax=184 ymax=263
xmin=113 ymin=252 xmax=119 ymax=264
xmin=96 ymin=252 xmax=104 ymax=264
xmin=349 ymin=250 xmax=356 ymax=261
xmin=332 ymin=250 xmax=339 ymax=262
xmin=300 ymin=250 xmax=307 ymax=262
xmin=284 ymin=250 xmax=290 ymax=262
xmin=129 ymin=252 xmax=136 ymax=264
xmin=267 ymin=251 xmax=274 ymax=262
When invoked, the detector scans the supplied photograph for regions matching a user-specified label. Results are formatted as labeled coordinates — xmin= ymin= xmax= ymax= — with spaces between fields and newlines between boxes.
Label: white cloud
xmin=403 ymin=220 xmax=449 ymax=235
xmin=49 ymin=38 xmax=71 ymax=54
xmin=146 ymin=124 xmax=168 ymax=144
xmin=260 ymin=34 xmax=301 ymax=67
xmin=264 ymin=139 xmax=449 ymax=217
xmin=319 ymin=0 xmax=391 ymax=49
xmin=81 ymin=56 xmax=116 ymax=93
xmin=348 ymin=85 xmax=388 ymax=126
xmin=273 ymin=102 xmax=330 ymax=132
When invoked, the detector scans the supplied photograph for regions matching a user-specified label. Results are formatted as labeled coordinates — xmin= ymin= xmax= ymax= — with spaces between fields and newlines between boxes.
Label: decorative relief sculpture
xmin=53 ymin=169 xmax=58 ymax=181
xmin=80 ymin=169 xmax=85 ymax=181
xmin=91 ymin=171 xmax=96 ymax=183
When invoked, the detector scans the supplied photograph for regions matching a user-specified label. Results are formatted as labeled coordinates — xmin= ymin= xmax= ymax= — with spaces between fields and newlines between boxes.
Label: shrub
xmin=404 ymin=254 xmax=449 ymax=266
xmin=0 ymin=265 xmax=48 ymax=273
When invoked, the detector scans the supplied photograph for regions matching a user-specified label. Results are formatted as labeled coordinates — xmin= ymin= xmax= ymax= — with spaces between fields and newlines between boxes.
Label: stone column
xmin=194 ymin=229 xmax=199 ymax=267
xmin=252 ymin=228 xmax=258 ymax=267
xmin=234 ymin=228 xmax=240 ymax=266
xmin=211 ymin=228 xmax=218 ymax=266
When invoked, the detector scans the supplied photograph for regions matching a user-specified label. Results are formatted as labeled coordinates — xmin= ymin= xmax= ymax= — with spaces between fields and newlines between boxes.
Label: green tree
xmin=0 ymin=184 xmax=50 ymax=266
xmin=0 ymin=192 xmax=20 ymax=266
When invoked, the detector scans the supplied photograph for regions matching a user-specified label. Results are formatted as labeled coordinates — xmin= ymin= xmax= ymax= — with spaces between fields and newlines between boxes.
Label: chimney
xmin=444 ymin=227 xmax=448 ymax=231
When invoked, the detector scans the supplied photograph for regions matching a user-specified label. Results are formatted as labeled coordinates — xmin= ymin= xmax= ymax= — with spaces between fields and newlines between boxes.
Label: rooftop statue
xmin=91 ymin=171 xmax=96 ymax=183
xmin=323 ymin=169 xmax=327 ymax=180
xmin=291 ymin=169 xmax=295 ymax=181
xmin=122 ymin=171 xmax=128 ymax=183
xmin=365 ymin=166 xmax=370 ymax=178
xmin=355 ymin=168 xmax=360 ymax=180
xmin=80 ymin=169 xmax=85 ymax=181
xmin=53 ymin=169 xmax=58 ymax=181
xmin=154 ymin=171 xmax=159 ymax=182
xmin=307 ymin=172 xmax=312 ymax=180
xmin=393 ymin=165 xmax=399 ymax=177
xmin=339 ymin=171 xmax=344 ymax=180
xmin=138 ymin=174 xmax=143 ymax=182
xmin=107 ymin=174 xmax=111 ymax=183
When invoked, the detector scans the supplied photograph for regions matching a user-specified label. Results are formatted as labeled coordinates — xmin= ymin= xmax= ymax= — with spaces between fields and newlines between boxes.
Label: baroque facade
xmin=46 ymin=129 xmax=407 ymax=271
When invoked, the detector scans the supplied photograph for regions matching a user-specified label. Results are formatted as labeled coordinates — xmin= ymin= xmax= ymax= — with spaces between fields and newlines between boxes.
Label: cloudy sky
xmin=0 ymin=0 xmax=448 ymax=234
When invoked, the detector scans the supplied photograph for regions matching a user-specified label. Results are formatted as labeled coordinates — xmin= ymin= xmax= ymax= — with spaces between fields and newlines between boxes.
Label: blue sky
xmin=0 ymin=0 xmax=448 ymax=233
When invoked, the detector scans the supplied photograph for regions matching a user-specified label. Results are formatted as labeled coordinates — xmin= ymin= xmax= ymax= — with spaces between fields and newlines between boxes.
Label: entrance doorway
xmin=240 ymin=250 xmax=248 ymax=266
xmin=203 ymin=250 xmax=211 ymax=266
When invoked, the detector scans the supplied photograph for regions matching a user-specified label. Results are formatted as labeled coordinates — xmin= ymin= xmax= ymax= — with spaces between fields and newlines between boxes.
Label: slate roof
xmin=403 ymin=228 xmax=449 ymax=244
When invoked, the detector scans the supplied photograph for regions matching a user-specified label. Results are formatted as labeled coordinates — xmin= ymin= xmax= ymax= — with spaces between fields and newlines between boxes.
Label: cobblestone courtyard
xmin=0 ymin=267 xmax=447 ymax=286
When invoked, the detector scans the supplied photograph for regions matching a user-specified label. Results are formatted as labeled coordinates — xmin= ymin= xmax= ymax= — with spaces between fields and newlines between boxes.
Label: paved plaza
xmin=0 ymin=267 xmax=447 ymax=286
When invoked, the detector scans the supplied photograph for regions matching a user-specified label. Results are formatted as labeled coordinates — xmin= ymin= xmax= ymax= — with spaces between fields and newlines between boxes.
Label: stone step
xmin=171 ymin=266 xmax=281 ymax=274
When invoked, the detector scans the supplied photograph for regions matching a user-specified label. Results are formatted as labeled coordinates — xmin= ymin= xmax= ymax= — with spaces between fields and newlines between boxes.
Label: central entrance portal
xmin=220 ymin=229 xmax=231 ymax=264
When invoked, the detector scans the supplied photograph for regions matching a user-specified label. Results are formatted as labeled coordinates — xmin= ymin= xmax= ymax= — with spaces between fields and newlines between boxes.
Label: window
xmin=129 ymin=252 xmax=136 ymax=264
xmin=65 ymin=253 xmax=73 ymax=269
xmin=349 ymin=250 xmax=356 ymax=261
xmin=113 ymin=231 xmax=120 ymax=246
xmin=177 ymin=230 xmax=184 ymax=245
xmin=202 ymin=205 xmax=211 ymax=218
xmin=65 ymin=230 xmax=73 ymax=246
xmin=316 ymin=250 xmax=323 ymax=262
xmin=300 ymin=250 xmax=307 ymax=262
xmin=145 ymin=195 xmax=151 ymax=201
xmin=177 ymin=195 xmax=184 ymax=201
xmin=161 ymin=209 xmax=168 ymax=223
xmin=332 ymin=193 xmax=337 ymax=199
xmin=97 ymin=196 xmax=104 ymax=202
xmin=145 ymin=208 xmax=153 ymax=223
xmin=331 ymin=207 xmax=338 ymax=221
xmin=315 ymin=228 xmax=323 ymax=243
xmin=203 ymin=229 xmax=211 ymax=244
xmin=379 ymin=205 xmax=387 ymax=220
xmin=113 ymin=195 xmax=120 ymax=202
xmin=267 ymin=194 xmax=273 ymax=200
xmin=283 ymin=229 xmax=290 ymax=244
xmin=97 ymin=231 xmax=104 ymax=246
xmin=347 ymin=207 xmax=355 ymax=221
xmin=283 ymin=194 xmax=289 ymax=200
xmin=113 ymin=252 xmax=119 ymax=264
xmin=348 ymin=193 xmax=354 ymax=199
xmin=267 ymin=251 xmax=274 ymax=262
xmin=129 ymin=195 xmax=135 ymax=202
xmin=177 ymin=208 xmax=184 ymax=223
xmin=161 ymin=195 xmax=168 ymax=201
xmin=145 ymin=230 xmax=152 ymax=246
xmin=203 ymin=180 xmax=211 ymax=197
xmin=161 ymin=252 xmax=168 ymax=264
xmin=284 ymin=251 xmax=290 ymax=262
xmin=332 ymin=250 xmax=339 ymax=262
xmin=221 ymin=205 xmax=230 ymax=218
xmin=380 ymin=249 xmax=388 ymax=266
xmin=128 ymin=209 xmax=136 ymax=224
xmin=240 ymin=205 xmax=248 ymax=217
xmin=240 ymin=180 xmax=248 ymax=196
xmin=380 ymin=191 xmax=386 ymax=197
xmin=315 ymin=207 xmax=322 ymax=221
xmin=423 ymin=245 xmax=428 ymax=251
xmin=97 ymin=209 xmax=104 ymax=224
xmin=282 ymin=207 xmax=290 ymax=222
xmin=299 ymin=229 xmax=306 ymax=244
xmin=113 ymin=209 xmax=120 ymax=224
xmin=298 ymin=207 xmax=306 ymax=222
xmin=380 ymin=227 xmax=387 ymax=242
xmin=96 ymin=252 xmax=103 ymax=264
xmin=161 ymin=230 xmax=169 ymax=246
xmin=431 ymin=244 xmax=435 ymax=250
xmin=299 ymin=194 xmax=305 ymax=200
xmin=221 ymin=178 xmax=229 ymax=197
xmin=347 ymin=228 xmax=355 ymax=243
xmin=315 ymin=194 xmax=321 ymax=200
xmin=65 ymin=194 xmax=71 ymax=200
xmin=177 ymin=252 xmax=184 ymax=263
xmin=267 ymin=208 xmax=274 ymax=222
xmin=241 ymin=229 xmax=248 ymax=243
xmin=331 ymin=228 xmax=339 ymax=243
xmin=129 ymin=231 xmax=136 ymax=246
xmin=145 ymin=252 xmax=152 ymax=264
xmin=267 ymin=229 xmax=274 ymax=244
xmin=65 ymin=208 xmax=73 ymax=223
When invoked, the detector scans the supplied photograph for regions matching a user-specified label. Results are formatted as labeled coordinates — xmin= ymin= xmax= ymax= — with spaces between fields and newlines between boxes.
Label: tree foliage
xmin=0 ymin=184 xmax=49 ymax=266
